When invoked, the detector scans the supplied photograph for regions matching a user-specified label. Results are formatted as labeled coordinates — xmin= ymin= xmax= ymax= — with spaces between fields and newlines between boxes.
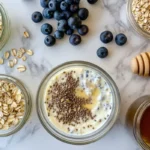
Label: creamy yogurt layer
xmin=44 ymin=66 xmax=113 ymax=135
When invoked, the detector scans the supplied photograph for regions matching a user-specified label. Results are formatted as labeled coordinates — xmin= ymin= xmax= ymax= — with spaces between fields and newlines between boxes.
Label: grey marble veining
xmin=0 ymin=0 xmax=148 ymax=149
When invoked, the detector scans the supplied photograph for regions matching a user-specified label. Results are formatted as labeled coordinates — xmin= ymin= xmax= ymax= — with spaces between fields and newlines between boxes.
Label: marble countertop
xmin=0 ymin=0 xmax=149 ymax=149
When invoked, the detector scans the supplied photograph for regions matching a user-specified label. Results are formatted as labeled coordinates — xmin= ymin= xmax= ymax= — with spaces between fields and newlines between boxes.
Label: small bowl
xmin=0 ymin=75 xmax=32 ymax=137
xmin=127 ymin=0 xmax=150 ymax=39
xmin=36 ymin=61 xmax=121 ymax=145
xmin=0 ymin=4 xmax=11 ymax=50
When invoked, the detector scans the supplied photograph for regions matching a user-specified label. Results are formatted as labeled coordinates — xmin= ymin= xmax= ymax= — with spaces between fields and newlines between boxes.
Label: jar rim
xmin=36 ymin=61 xmax=121 ymax=144
xmin=0 ymin=74 xmax=32 ymax=137
xmin=133 ymin=96 xmax=150 ymax=150
xmin=126 ymin=0 xmax=150 ymax=39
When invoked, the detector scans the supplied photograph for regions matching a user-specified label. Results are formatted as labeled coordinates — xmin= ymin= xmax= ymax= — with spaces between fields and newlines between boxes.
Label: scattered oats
xmin=22 ymin=56 xmax=27 ymax=61
xmin=20 ymin=48 xmax=26 ymax=54
xmin=0 ymin=111 xmax=3 ymax=118
xmin=4 ymin=51 xmax=10 ymax=59
xmin=0 ymin=58 xmax=3 ymax=65
xmin=0 ymin=124 xmax=2 ymax=129
xmin=3 ymin=124 xmax=9 ymax=130
xmin=8 ymin=60 xmax=14 ymax=68
xmin=11 ymin=49 xmax=17 ymax=57
xmin=17 ymin=65 xmax=26 ymax=72
xmin=26 ymin=49 xmax=33 ymax=56
xmin=23 ymin=31 xmax=30 ymax=38
xmin=13 ymin=58 xmax=18 ymax=65
xmin=17 ymin=49 xmax=23 ymax=58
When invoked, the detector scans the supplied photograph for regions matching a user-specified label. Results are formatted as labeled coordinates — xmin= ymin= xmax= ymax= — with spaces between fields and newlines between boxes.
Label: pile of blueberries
xmin=97 ymin=31 xmax=127 ymax=58
xmin=32 ymin=0 xmax=98 ymax=46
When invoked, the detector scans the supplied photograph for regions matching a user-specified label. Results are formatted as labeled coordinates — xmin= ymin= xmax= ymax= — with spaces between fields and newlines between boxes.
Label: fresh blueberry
xmin=32 ymin=12 xmax=43 ymax=23
xmin=44 ymin=35 xmax=56 ymax=46
xmin=77 ymin=25 xmax=88 ymax=36
xmin=115 ymin=33 xmax=127 ymax=46
xmin=63 ymin=11 xmax=72 ymax=20
xmin=87 ymin=0 xmax=98 ymax=4
xmin=73 ymin=0 xmax=80 ymax=4
xmin=48 ymin=0 xmax=58 ymax=11
xmin=40 ymin=0 xmax=50 ymax=8
xmin=60 ymin=1 xmax=69 ymax=11
xmin=70 ymin=4 xmax=79 ymax=13
xmin=97 ymin=47 xmax=108 ymax=58
xmin=57 ymin=0 xmax=63 ymax=2
xmin=54 ymin=11 xmax=64 ymax=20
xmin=57 ymin=19 xmax=68 ymax=32
xmin=68 ymin=17 xmax=81 ymax=29
xmin=100 ymin=31 xmax=113 ymax=44
xmin=65 ymin=28 xmax=74 ymax=35
xmin=65 ymin=0 xmax=74 ymax=4
xmin=78 ymin=8 xmax=89 ymax=20
xmin=43 ymin=8 xmax=54 ymax=19
xmin=54 ymin=30 xmax=64 ymax=39
xmin=41 ymin=23 xmax=53 ymax=35
xmin=69 ymin=34 xmax=81 ymax=45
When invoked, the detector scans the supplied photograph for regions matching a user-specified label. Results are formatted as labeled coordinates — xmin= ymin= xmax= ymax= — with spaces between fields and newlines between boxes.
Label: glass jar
xmin=36 ymin=61 xmax=121 ymax=145
xmin=0 ymin=74 xmax=32 ymax=137
xmin=0 ymin=4 xmax=11 ymax=50
xmin=127 ymin=0 xmax=150 ymax=39
xmin=126 ymin=95 xmax=150 ymax=150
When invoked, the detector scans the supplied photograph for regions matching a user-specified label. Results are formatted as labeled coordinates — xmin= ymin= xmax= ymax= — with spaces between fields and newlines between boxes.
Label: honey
xmin=140 ymin=106 xmax=150 ymax=146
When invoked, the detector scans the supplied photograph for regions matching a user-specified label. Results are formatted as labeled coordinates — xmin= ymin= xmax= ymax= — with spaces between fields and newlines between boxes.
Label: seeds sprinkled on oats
xmin=17 ymin=65 xmax=26 ymax=72
xmin=23 ymin=31 xmax=30 ymax=38
xmin=4 ymin=51 xmax=10 ymax=59
xmin=8 ymin=60 xmax=14 ymax=68
xmin=26 ymin=50 xmax=34 ymax=56
xmin=0 ymin=58 xmax=4 ymax=65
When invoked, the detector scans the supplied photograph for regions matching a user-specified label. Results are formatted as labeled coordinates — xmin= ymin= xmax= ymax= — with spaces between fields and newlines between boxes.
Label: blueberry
xmin=70 ymin=4 xmax=79 ymax=13
xmin=40 ymin=0 xmax=50 ymax=8
xmin=41 ymin=23 xmax=53 ymax=35
xmin=63 ymin=11 xmax=72 ymax=20
xmin=44 ymin=35 xmax=56 ymax=46
xmin=48 ymin=0 xmax=58 ymax=11
xmin=73 ymin=0 xmax=80 ymax=4
xmin=100 ymin=31 xmax=113 ymax=44
xmin=32 ymin=12 xmax=43 ymax=23
xmin=97 ymin=47 xmax=108 ymax=58
xmin=68 ymin=17 xmax=81 ymax=29
xmin=54 ymin=30 xmax=64 ymax=39
xmin=60 ymin=1 xmax=69 ymax=11
xmin=69 ymin=34 xmax=81 ymax=45
xmin=43 ymin=8 xmax=54 ymax=19
xmin=78 ymin=8 xmax=89 ymax=20
xmin=87 ymin=0 xmax=98 ymax=4
xmin=57 ymin=19 xmax=68 ymax=32
xmin=56 ymin=0 xmax=63 ymax=2
xmin=65 ymin=0 xmax=74 ymax=4
xmin=54 ymin=11 xmax=64 ymax=20
xmin=115 ymin=33 xmax=127 ymax=46
xmin=65 ymin=28 xmax=74 ymax=35
xmin=77 ymin=25 xmax=88 ymax=36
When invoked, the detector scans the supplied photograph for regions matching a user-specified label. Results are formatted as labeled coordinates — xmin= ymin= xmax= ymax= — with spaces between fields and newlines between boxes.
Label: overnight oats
xmin=44 ymin=67 xmax=113 ymax=135
xmin=37 ymin=61 xmax=120 ymax=144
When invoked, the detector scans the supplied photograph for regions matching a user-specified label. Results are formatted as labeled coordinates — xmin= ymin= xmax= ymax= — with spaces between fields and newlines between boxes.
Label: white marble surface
xmin=0 ymin=0 xmax=149 ymax=149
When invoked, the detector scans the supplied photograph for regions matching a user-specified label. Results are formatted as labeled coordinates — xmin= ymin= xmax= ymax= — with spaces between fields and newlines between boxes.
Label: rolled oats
xmin=8 ymin=60 xmax=14 ymax=68
xmin=26 ymin=50 xmax=33 ymax=56
xmin=132 ymin=0 xmax=150 ymax=33
xmin=4 ymin=52 xmax=10 ymax=59
xmin=23 ymin=31 xmax=30 ymax=38
xmin=11 ymin=49 xmax=17 ymax=57
xmin=0 ymin=58 xmax=4 ymax=65
xmin=17 ymin=65 xmax=26 ymax=72
xmin=0 ymin=80 xmax=25 ymax=130
xmin=22 ymin=56 xmax=27 ymax=61
xmin=13 ymin=58 xmax=18 ymax=65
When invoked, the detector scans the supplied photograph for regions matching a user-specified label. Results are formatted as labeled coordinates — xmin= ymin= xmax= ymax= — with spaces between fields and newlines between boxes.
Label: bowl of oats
xmin=37 ymin=61 xmax=120 ymax=144
xmin=0 ymin=4 xmax=11 ymax=50
xmin=0 ymin=75 xmax=32 ymax=136
xmin=127 ymin=0 xmax=150 ymax=38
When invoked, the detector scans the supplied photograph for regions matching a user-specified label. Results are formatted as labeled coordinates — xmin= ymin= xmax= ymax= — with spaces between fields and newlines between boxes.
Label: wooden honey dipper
xmin=131 ymin=52 xmax=150 ymax=77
